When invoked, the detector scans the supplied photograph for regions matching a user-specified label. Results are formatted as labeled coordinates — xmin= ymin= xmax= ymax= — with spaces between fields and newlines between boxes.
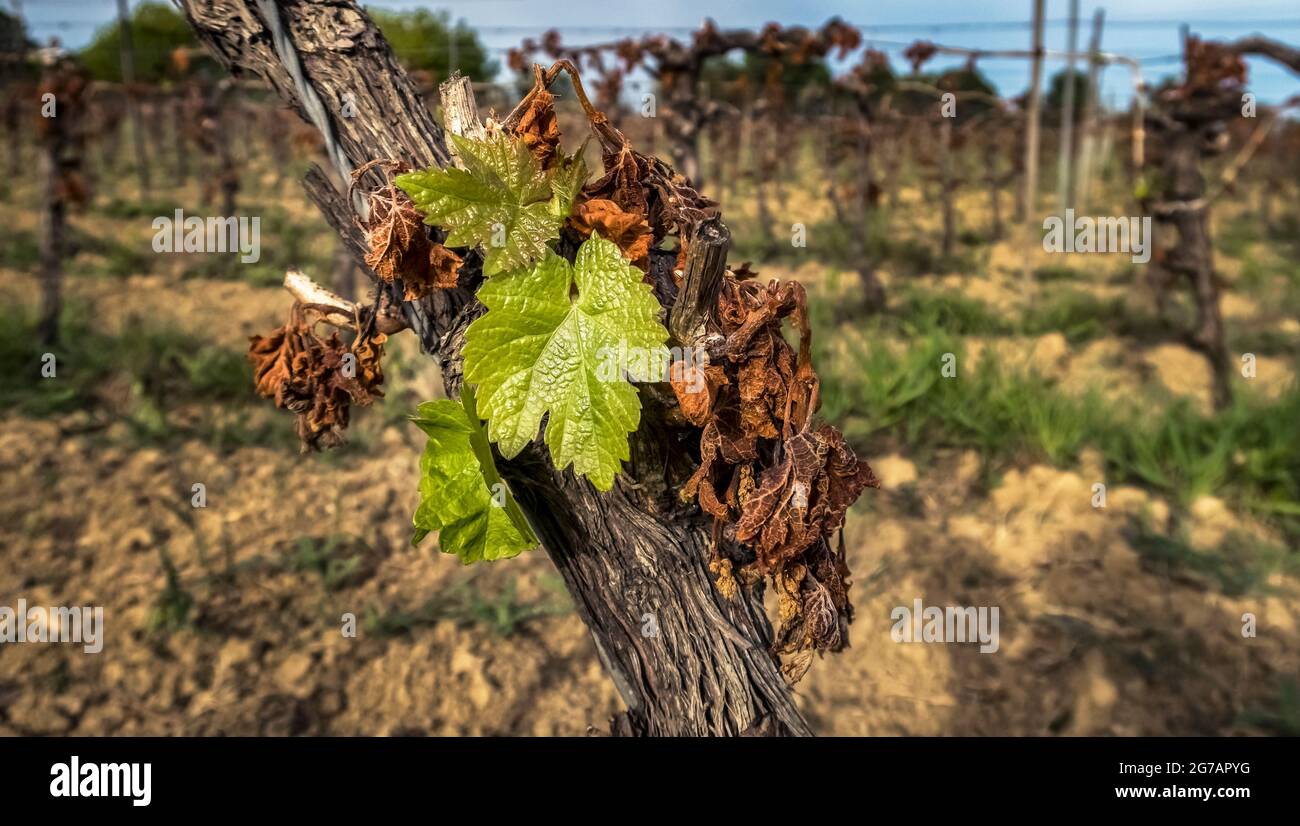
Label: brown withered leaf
xmin=347 ymin=331 xmax=387 ymax=404
xmin=676 ymin=271 xmax=875 ymax=684
xmin=427 ymin=243 xmax=464 ymax=290
xmin=583 ymin=143 xmax=651 ymax=218
xmin=736 ymin=342 xmax=787 ymax=439
xmin=248 ymin=325 xmax=296 ymax=404
xmin=720 ymin=278 xmax=818 ymax=441
xmin=680 ymin=417 xmax=757 ymax=520
xmin=771 ymin=539 xmax=855 ymax=680
xmin=355 ymin=160 xmax=460 ymax=299
xmin=801 ymin=574 xmax=841 ymax=649
xmin=570 ymin=198 xmax=653 ymax=269
xmin=668 ymin=360 xmax=727 ymax=426
xmin=736 ymin=424 xmax=878 ymax=571
xmin=514 ymin=86 xmax=561 ymax=169
xmin=678 ymin=277 xmax=824 ymax=527
xmin=248 ymin=304 xmax=385 ymax=451
xmin=363 ymin=192 xmax=425 ymax=280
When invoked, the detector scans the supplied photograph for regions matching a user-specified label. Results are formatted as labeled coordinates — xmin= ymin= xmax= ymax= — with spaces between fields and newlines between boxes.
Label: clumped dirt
xmin=0 ymin=415 xmax=621 ymax=735
xmin=4 ymin=408 xmax=1293 ymax=735
xmin=802 ymin=451 xmax=1298 ymax=735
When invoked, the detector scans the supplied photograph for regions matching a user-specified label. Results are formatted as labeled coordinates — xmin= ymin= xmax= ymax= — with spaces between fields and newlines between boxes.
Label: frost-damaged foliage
xmin=336 ymin=61 xmax=874 ymax=680
xmin=247 ymin=302 xmax=386 ymax=450
xmin=675 ymin=276 xmax=879 ymax=680
xmin=410 ymin=393 xmax=537 ymax=562
xmin=352 ymin=159 xmax=463 ymax=298
xmin=507 ymin=19 xmax=862 ymax=184
xmin=569 ymin=198 xmax=653 ymax=270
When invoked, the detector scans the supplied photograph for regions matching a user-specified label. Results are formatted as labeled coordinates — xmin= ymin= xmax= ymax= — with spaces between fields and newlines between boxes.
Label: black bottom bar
xmin=1 ymin=736 xmax=1287 ymax=814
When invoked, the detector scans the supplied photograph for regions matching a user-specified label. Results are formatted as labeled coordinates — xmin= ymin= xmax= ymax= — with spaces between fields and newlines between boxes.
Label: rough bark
xmin=1147 ymin=124 xmax=1232 ymax=409
xmin=180 ymin=0 xmax=813 ymax=737
xmin=1138 ymin=30 xmax=1300 ymax=411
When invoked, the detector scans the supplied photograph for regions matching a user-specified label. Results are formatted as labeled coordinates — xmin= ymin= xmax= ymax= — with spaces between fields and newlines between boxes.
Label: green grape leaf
xmin=395 ymin=133 xmax=583 ymax=277
xmin=547 ymin=152 xmax=587 ymax=218
xmin=410 ymin=391 xmax=537 ymax=563
xmin=463 ymin=235 xmax=670 ymax=491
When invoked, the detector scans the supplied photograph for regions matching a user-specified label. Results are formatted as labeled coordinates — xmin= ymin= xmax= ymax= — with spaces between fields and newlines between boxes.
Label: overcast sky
xmin=21 ymin=0 xmax=1300 ymax=103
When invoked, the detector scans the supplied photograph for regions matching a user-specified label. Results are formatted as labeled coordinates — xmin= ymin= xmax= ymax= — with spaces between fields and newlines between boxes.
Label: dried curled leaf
xmin=356 ymin=161 xmax=463 ymax=298
xmin=725 ymin=279 xmax=818 ymax=440
xmin=675 ymin=268 xmax=876 ymax=680
xmin=582 ymin=140 xmax=717 ymax=246
xmin=248 ymin=304 xmax=385 ymax=450
xmin=679 ymin=275 xmax=823 ymax=521
xmin=735 ymin=425 xmax=879 ymax=571
xmin=570 ymin=198 xmax=654 ymax=270
xmin=583 ymin=143 xmax=651 ymax=219
xmin=427 ymin=243 xmax=464 ymax=290
xmin=669 ymin=361 xmax=727 ymax=427
xmin=514 ymin=86 xmax=562 ymax=169
xmin=771 ymin=540 xmax=855 ymax=681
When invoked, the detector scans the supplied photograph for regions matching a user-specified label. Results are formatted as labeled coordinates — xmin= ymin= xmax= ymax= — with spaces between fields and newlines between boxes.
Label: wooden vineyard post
xmin=114 ymin=0 xmax=151 ymax=198
xmin=1074 ymin=10 xmax=1104 ymax=213
xmin=1056 ymin=0 xmax=1080 ymax=214
xmin=1021 ymin=0 xmax=1046 ymax=286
